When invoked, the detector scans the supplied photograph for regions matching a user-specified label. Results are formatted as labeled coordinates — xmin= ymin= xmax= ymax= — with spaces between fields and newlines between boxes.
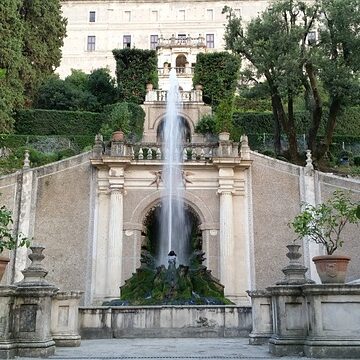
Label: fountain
xmin=105 ymin=70 xmax=231 ymax=306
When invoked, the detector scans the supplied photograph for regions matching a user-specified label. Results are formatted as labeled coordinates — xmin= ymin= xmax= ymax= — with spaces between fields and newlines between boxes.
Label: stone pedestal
xmin=303 ymin=284 xmax=360 ymax=358
xmin=247 ymin=290 xmax=272 ymax=345
xmin=14 ymin=245 xmax=58 ymax=358
xmin=268 ymin=286 xmax=307 ymax=356
xmin=0 ymin=286 xmax=17 ymax=359
xmin=51 ymin=291 xmax=83 ymax=347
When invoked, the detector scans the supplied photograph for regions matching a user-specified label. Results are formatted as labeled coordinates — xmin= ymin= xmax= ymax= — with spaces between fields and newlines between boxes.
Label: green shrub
xmin=113 ymin=48 xmax=158 ymax=104
xmin=14 ymin=109 xmax=105 ymax=135
xmin=101 ymin=102 xmax=145 ymax=141
xmin=354 ymin=156 xmax=360 ymax=166
xmin=195 ymin=114 xmax=216 ymax=135
xmin=215 ymin=97 xmax=234 ymax=134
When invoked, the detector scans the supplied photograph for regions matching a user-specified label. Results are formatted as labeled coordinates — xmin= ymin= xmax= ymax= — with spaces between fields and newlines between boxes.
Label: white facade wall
xmin=58 ymin=0 xmax=269 ymax=79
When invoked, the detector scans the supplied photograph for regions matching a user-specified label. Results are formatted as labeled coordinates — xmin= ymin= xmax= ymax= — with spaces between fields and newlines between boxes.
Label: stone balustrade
xmin=157 ymin=35 xmax=206 ymax=48
xmin=157 ymin=67 xmax=195 ymax=76
xmin=145 ymin=89 xmax=203 ymax=103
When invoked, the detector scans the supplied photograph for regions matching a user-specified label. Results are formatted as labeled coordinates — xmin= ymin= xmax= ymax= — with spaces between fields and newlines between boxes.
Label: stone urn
xmin=112 ymin=130 xmax=124 ymax=142
xmin=312 ymin=255 xmax=351 ymax=283
xmin=0 ymin=255 xmax=10 ymax=281
xmin=146 ymin=83 xmax=154 ymax=92
xmin=195 ymin=84 xmax=203 ymax=91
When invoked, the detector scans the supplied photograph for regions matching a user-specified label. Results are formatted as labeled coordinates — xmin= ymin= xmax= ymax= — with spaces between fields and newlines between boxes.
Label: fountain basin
xmin=79 ymin=305 xmax=252 ymax=338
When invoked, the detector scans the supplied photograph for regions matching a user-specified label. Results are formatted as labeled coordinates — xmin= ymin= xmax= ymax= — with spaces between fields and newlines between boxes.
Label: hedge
xmin=0 ymin=134 xmax=94 ymax=153
xmin=14 ymin=109 xmax=105 ymax=135
xmin=233 ymin=107 xmax=360 ymax=137
xmin=113 ymin=48 xmax=158 ymax=104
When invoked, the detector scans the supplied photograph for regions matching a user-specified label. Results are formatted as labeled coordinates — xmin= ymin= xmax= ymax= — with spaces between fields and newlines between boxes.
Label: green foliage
xmin=224 ymin=0 xmax=360 ymax=162
xmin=234 ymin=96 xmax=272 ymax=112
xmin=20 ymin=0 xmax=67 ymax=100
xmin=0 ymin=0 xmax=25 ymax=132
xmin=354 ymin=156 xmax=360 ymax=167
xmin=88 ymin=68 xmax=117 ymax=108
xmin=290 ymin=190 xmax=360 ymax=255
xmin=195 ymin=114 xmax=216 ymax=135
xmin=101 ymin=102 xmax=145 ymax=141
xmin=35 ymin=75 xmax=100 ymax=112
xmin=0 ymin=201 xmax=30 ymax=253
xmin=35 ymin=68 xmax=117 ymax=112
xmin=113 ymin=48 xmax=158 ymax=104
xmin=215 ymin=96 xmax=234 ymax=134
xmin=14 ymin=109 xmax=104 ymax=135
xmin=193 ymin=52 xmax=241 ymax=108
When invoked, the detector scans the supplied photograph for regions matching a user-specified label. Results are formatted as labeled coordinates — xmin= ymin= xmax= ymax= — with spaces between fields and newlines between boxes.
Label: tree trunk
xmin=305 ymin=63 xmax=323 ymax=159
xmin=286 ymin=94 xmax=300 ymax=163
xmin=316 ymin=97 xmax=341 ymax=160
xmin=271 ymin=96 xmax=282 ymax=155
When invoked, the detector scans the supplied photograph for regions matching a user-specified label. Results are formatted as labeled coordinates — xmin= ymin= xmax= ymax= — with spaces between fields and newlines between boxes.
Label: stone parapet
xmin=257 ymin=284 xmax=360 ymax=358
xmin=79 ymin=306 xmax=252 ymax=338
xmin=247 ymin=290 xmax=272 ymax=345
xmin=51 ymin=291 xmax=83 ymax=347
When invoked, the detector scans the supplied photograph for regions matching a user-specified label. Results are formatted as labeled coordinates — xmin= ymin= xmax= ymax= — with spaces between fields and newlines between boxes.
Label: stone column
xmin=105 ymin=185 xmax=124 ymax=299
xmin=104 ymin=166 xmax=125 ymax=299
xmin=218 ymin=166 xmax=234 ymax=297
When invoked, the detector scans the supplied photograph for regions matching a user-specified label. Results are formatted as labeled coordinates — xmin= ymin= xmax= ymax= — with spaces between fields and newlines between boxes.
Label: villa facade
xmin=58 ymin=0 xmax=269 ymax=88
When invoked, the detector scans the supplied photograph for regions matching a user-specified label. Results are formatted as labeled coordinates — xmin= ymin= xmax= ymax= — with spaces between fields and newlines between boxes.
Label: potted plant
xmin=290 ymin=190 xmax=360 ymax=283
xmin=215 ymin=96 xmax=234 ymax=141
xmin=0 ymin=203 xmax=30 ymax=281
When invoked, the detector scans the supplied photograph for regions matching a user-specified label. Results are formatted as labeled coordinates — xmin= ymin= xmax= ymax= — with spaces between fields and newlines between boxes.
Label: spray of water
xmin=159 ymin=69 xmax=189 ymax=266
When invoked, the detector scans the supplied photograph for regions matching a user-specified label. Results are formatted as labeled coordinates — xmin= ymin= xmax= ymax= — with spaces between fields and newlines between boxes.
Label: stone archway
xmin=142 ymin=200 xmax=202 ymax=266
xmin=156 ymin=116 xmax=191 ymax=143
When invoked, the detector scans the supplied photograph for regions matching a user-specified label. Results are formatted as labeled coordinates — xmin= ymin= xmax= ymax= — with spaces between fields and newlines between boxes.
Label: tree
xmin=20 ymin=0 xmax=67 ymax=101
xmin=224 ymin=0 xmax=360 ymax=164
xmin=192 ymin=52 xmax=241 ymax=108
xmin=0 ymin=0 xmax=25 ymax=132
xmin=88 ymin=68 xmax=117 ymax=109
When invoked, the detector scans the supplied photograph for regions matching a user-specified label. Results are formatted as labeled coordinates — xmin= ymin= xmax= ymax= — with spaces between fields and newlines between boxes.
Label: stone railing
xmin=103 ymin=142 xmax=219 ymax=161
xmin=157 ymin=35 xmax=206 ymax=48
xmin=145 ymin=89 xmax=203 ymax=103
xmin=92 ymin=134 xmax=251 ymax=161
xmin=157 ymin=67 xmax=195 ymax=76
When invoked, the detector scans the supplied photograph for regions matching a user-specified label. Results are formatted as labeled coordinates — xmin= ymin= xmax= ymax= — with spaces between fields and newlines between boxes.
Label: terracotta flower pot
xmin=0 ymin=255 xmax=10 ymax=281
xmin=312 ymin=255 xmax=351 ymax=283
xmin=112 ymin=131 xmax=124 ymax=142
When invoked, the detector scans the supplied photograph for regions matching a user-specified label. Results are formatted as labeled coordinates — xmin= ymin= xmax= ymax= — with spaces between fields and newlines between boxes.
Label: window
xmin=151 ymin=10 xmax=158 ymax=22
xmin=178 ymin=10 xmax=185 ymax=21
xmin=87 ymin=36 xmax=96 ymax=51
xmin=123 ymin=35 xmax=131 ymax=48
xmin=150 ymin=35 xmax=158 ymax=49
xmin=124 ymin=11 xmax=131 ymax=22
xmin=89 ymin=11 xmax=96 ymax=22
xmin=206 ymin=34 xmax=214 ymax=48
xmin=206 ymin=9 xmax=213 ymax=21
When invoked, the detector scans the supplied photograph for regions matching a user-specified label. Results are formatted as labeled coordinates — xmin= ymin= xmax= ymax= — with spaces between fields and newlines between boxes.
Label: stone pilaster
xmin=300 ymin=150 xmax=320 ymax=283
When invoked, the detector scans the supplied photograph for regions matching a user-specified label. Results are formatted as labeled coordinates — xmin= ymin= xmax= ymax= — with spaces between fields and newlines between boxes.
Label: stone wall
xmin=250 ymin=153 xmax=302 ymax=289
xmin=79 ymin=305 xmax=252 ymax=338
xmin=1 ymin=150 xmax=359 ymax=305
